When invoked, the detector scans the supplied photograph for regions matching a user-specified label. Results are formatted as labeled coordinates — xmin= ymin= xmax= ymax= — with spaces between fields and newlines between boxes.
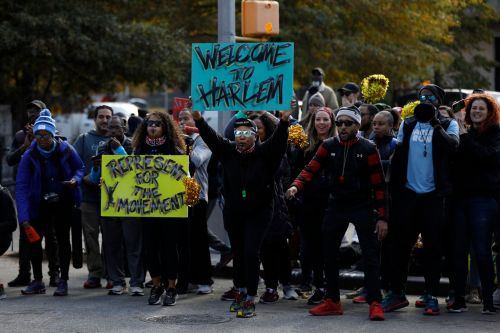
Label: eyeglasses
xmin=335 ymin=120 xmax=355 ymax=127
xmin=419 ymin=95 xmax=437 ymax=103
xmin=147 ymin=120 xmax=162 ymax=127
xmin=234 ymin=130 xmax=256 ymax=138
xmin=34 ymin=133 xmax=52 ymax=140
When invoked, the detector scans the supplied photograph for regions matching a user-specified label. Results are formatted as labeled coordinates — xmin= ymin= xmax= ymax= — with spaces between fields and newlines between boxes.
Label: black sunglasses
xmin=335 ymin=120 xmax=355 ymax=127
xmin=341 ymin=91 xmax=353 ymax=97
xmin=147 ymin=120 xmax=162 ymax=127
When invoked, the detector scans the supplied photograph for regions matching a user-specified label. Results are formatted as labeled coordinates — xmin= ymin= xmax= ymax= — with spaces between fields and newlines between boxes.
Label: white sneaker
xmin=493 ymin=288 xmax=500 ymax=305
xmin=108 ymin=284 xmax=125 ymax=295
xmin=130 ymin=286 xmax=144 ymax=296
xmin=196 ymin=285 xmax=213 ymax=295
xmin=283 ymin=286 xmax=298 ymax=300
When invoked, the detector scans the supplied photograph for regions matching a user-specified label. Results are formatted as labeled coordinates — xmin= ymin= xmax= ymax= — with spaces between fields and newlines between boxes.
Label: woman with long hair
xmin=449 ymin=93 xmax=500 ymax=314
xmin=290 ymin=106 xmax=336 ymax=304
xmin=132 ymin=111 xmax=187 ymax=306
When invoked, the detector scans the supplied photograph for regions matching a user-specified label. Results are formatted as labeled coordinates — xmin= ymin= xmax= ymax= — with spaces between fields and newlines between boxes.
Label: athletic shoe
xmin=465 ymin=289 xmax=481 ymax=304
xmin=83 ymin=278 xmax=102 ymax=289
xmin=8 ymin=275 xmax=30 ymax=287
xmin=259 ymin=288 xmax=279 ymax=304
xmin=130 ymin=286 xmax=144 ymax=296
xmin=445 ymin=291 xmax=455 ymax=308
xmin=283 ymin=286 xmax=299 ymax=300
xmin=298 ymin=284 xmax=312 ymax=293
xmin=353 ymin=294 xmax=367 ymax=304
xmin=482 ymin=301 xmax=497 ymax=315
xmin=415 ymin=294 xmax=431 ymax=308
xmin=148 ymin=285 xmax=164 ymax=305
xmin=0 ymin=284 xmax=6 ymax=300
xmin=346 ymin=287 xmax=365 ymax=299
xmin=105 ymin=280 xmax=113 ymax=289
xmin=163 ymin=288 xmax=178 ymax=306
xmin=145 ymin=280 xmax=154 ymax=288
xmin=237 ymin=300 xmax=256 ymax=318
xmin=447 ymin=296 xmax=468 ymax=313
xmin=493 ymin=288 xmax=500 ymax=306
xmin=108 ymin=284 xmax=125 ymax=295
xmin=53 ymin=280 xmax=68 ymax=296
xmin=196 ymin=285 xmax=213 ymax=295
xmin=21 ymin=280 xmax=46 ymax=295
xmin=230 ymin=291 xmax=245 ymax=312
xmin=307 ymin=288 xmax=325 ymax=305
xmin=221 ymin=286 xmax=238 ymax=301
xmin=381 ymin=292 xmax=409 ymax=312
xmin=423 ymin=296 xmax=440 ymax=316
xmin=309 ymin=298 xmax=343 ymax=316
xmin=369 ymin=301 xmax=385 ymax=321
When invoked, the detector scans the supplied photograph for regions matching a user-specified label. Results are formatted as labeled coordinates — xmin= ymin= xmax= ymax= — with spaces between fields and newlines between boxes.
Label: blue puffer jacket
xmin=16 ymin=140 xmax=84 ymax=224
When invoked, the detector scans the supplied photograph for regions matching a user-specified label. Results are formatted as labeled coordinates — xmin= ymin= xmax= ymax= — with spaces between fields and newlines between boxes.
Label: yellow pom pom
xmin=401 ymin=100 xmax=420 ymax=119
xmin=288 ymin=124 xmax=308 ymax=150
xmin=182 ymin=177 xmax=201 ymax=207
xmin=361 ymin=74 xmax=390 ymax=104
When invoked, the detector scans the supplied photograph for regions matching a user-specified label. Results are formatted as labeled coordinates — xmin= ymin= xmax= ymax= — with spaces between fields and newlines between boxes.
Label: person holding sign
xmin=131 ymin=111 xmax=186 ymax=307
xmin=90 ymin=116 xmax=145 ymax=296
xmin=190 ymin=104 xmax=292 ymax=318
xmin=15 ymin=109 xmax=84 ymax=297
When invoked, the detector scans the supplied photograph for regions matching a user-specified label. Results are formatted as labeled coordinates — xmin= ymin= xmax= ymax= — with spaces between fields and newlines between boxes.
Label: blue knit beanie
xmin=33 ymin=109 xmax=56 ymax=136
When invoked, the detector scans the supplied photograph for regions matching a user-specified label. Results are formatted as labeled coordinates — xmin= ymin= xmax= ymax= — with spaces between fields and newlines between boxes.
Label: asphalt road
xmin=0 ymin=254 xmax=499 ymax=333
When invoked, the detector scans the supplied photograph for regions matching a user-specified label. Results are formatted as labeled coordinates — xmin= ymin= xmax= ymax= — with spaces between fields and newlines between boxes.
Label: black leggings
xmin=260 ymin=238 xmax=291 ymax=289
xmin=225 ymin=206 xmax=273 ymax=297
xmin=28 ymin=202 xmax=71 ymax=281
xmin=143 ymin=218 xmax=182 ymax=281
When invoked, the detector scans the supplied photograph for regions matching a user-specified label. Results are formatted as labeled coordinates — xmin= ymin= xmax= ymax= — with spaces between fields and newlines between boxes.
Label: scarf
xmin=37 ymin=141 xmax=57 ymax=158
xmin=146 ymin=136 xmax=166 ymax=147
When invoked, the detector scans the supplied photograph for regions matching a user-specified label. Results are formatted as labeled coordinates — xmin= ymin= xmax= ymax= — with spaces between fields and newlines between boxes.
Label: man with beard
xmin=359 ymin=104 xmax=379 ymax=140
xmin=382 ymin=84 xmax=459 ymax=316
xmin=287 ymin=106 xmax=388 ymax=321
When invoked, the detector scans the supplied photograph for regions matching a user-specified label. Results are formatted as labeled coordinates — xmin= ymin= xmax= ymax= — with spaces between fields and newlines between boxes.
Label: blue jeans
xmin=451 ymin=196 xmax=498 ymax=303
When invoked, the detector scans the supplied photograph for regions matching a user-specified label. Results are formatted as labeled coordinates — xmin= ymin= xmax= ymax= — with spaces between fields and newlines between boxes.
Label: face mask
xmin=311 ymin=81 xmax=321 ymax=87
xmin=414 ymin=103 xmax=436 ymax=123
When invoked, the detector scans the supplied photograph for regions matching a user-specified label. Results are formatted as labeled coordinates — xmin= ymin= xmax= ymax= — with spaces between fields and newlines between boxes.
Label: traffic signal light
xmin=241 ymin=0 xmax=279 ymax=37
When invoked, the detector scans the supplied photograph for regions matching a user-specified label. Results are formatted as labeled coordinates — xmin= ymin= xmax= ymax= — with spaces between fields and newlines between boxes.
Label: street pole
xmin=217 ymin=0 xmax=235 ymax=134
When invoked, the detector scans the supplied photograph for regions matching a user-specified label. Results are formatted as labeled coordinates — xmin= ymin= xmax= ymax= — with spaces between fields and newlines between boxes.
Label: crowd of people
xmin=0 ymin=69 xmax=499 ymax=322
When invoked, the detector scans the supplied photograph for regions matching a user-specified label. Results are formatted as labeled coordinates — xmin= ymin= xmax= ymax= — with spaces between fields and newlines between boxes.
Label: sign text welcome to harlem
xmin=100 ymin=155 xmax=189 ymax=218
xmin=191 ymin=42 xmax=294 ymax=111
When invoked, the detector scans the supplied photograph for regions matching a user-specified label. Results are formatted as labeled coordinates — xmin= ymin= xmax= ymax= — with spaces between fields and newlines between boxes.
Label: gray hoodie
xmin=73 ymin=130 xmax=108 ymax=203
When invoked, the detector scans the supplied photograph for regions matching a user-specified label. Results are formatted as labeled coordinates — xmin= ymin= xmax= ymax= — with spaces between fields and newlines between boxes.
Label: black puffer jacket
xmin=0 ymin=185 xmax=17 ymax=252
xmin=453 ymin=125 xmax=500 ymax=198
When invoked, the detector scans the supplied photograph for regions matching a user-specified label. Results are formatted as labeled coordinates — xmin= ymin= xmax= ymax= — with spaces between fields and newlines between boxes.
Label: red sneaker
xmin=83 ymin=279 xmax=102 ymax=289
xmin=221 ymin=286 xmax=238 ymax=301
xmin=353 ymin=294 xmax=367 ymax=304
xmin=309 ymin=298 xmax=343 ymax=316
xmin=369 ymin=301 xmax=385 ymax=321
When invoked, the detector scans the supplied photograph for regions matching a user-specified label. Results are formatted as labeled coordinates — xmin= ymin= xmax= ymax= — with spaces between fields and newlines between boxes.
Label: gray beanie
xmin=308 ymin=92 xmax=325 ymax=107
xmin=336 ymin=106 xmax=362 ymax=125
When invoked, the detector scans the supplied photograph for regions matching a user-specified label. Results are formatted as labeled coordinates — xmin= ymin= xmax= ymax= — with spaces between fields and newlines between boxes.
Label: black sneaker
xmin=49 ymin=275 xmax=60 ymax=288
xmin=163 ymin=288 xmax=178 ymax=306
xmin=148 ymin=285 xmax=164 ymax=305
xmin=145 ymin=280 xmax=154 ymax=288
xmin=8 ymin=276 xmax=31 ymax=287
xmin=482 ymin=301 xmax=497 ymax=315
xmin=307 ymin=288 xmax=325 ymax=305
xmin=448 ymin=296 xmax=468 ymax=313
xmin=53 ymin=280 xmax=68 ymax=296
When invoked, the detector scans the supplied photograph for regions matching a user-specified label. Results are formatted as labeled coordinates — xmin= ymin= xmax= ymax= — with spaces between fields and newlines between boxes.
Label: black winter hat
xmin=234 ymin=118 xmax=257 ymax=132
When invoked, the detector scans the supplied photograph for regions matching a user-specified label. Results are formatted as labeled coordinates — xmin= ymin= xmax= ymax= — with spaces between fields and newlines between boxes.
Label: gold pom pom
xmin=288 ymin=124 xmax=308 ymax=150
xmin=401 ymin=100 xmax=420 ymax=119
xmin=182 ymin=177 xmax=201 ymax=207
xmin=361 ymin=74 xmax=390 ymax=104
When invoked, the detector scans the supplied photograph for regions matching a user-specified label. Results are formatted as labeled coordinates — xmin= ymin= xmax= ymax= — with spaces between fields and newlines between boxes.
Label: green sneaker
xmin=346 ymin=287 xmax=365 ymax=299
xmin=237 ymin=300 xmax=256 ymax=318
xmin=229 ymin=292 xmax=245 ymax=312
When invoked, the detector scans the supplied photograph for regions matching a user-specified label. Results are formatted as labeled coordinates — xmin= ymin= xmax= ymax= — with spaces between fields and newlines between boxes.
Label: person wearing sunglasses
xmin=190 ymin=104 xmax=292 ymax=318
xmin=15 ymin=109 xmax=84 ymax=297
xmin=382 ymin=84 xmax=459 ymax=315
xmin=337 ymin=82 xmax=361 ymax=108
xmin=286 ymin=106 xmax=388 ymax=321
xmin=131 ymin=111 xmax=187 ymax=307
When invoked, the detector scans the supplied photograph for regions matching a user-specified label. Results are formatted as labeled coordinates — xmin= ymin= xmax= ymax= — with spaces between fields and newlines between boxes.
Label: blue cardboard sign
xmin=191 ymin=42 xmax=294 ymax=111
